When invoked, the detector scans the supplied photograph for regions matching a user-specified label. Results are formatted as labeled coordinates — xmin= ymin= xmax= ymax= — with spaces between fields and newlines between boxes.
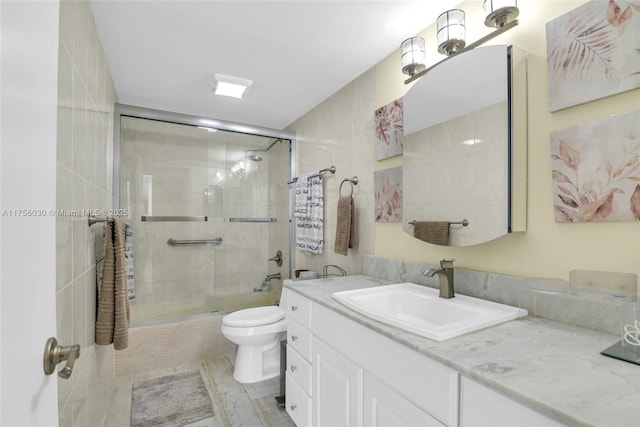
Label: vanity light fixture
xmin=437 ymin=9 xmax=466 ymax=56
xmin=401 ymin=37 xmax=427 ymax=76
xmin=483 ymin=0 xmax=519 ymax=28
xmin=402 ymin=2 xmax=519 ymax=84
xmin=212 ymin=73 xmax=253 ymax=99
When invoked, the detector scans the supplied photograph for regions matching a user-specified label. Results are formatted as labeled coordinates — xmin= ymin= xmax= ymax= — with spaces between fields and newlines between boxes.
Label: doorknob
xmin=43 ymin=337 xmax=80 ymax=379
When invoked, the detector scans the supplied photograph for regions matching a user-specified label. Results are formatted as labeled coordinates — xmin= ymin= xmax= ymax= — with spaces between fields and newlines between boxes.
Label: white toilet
xmin=221 ymin=290 xmax=288 ymax=383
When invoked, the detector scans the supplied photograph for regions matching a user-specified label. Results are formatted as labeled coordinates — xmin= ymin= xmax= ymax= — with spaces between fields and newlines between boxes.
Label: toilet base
xmin=232 ymin=333 xmax=285 ymax=383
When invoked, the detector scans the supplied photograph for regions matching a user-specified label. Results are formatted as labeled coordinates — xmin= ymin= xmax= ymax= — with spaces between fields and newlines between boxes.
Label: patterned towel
xmin=294 ymin=173 xmax=313 ymax=218
xmin=295 ymin=175 xmax=324 ymax=254
xmin=124 ymin=223 xmax=136 ymax=302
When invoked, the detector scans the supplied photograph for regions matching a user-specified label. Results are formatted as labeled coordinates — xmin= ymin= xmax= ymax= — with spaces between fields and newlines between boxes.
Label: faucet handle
xmin=440 ymin=258 xmax=455 ymax=268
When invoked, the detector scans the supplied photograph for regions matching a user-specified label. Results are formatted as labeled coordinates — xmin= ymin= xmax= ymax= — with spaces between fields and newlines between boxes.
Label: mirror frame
xmin=401 ymin=45 xmax=527 ymax=247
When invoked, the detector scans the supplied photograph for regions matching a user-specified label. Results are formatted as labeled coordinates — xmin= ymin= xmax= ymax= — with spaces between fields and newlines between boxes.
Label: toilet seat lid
xmin=223 ymin=306 xmax=286 ymax=327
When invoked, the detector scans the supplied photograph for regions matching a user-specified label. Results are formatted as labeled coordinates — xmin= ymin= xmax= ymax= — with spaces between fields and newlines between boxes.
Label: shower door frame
xmin=112 ymin=103 xmax=297 ymax=283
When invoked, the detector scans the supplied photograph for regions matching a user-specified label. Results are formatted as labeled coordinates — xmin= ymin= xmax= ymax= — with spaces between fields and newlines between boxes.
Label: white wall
xmin=291 ymin=0 xmax=640 ymax=287
xmin=287 ymin=68 xmax=378 ymax=276
xmin=375 ymin=0 xmax=640 ymax=284
xmin=1 ymin=1 xmax=60 ymax=424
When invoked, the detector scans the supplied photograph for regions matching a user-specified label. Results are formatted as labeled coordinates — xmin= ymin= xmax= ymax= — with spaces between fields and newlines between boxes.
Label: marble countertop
xmin=285 ymin=275 xmax=640 ymax=427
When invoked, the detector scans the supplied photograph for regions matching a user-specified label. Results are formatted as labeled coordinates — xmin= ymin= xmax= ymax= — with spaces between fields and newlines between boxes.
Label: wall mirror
xmin=402 ymin=44 xmax=527 ymax=247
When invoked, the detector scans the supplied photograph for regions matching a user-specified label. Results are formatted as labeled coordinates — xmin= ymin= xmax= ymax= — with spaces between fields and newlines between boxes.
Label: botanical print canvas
xmin=375 ymin=166 xmax=403 ymax=222
xmin=375 ymin=98 xmax=403 ymax=160
xmin=551 ymin=110 xmax=640 ymax=223
xmin=546 ymin=0 xmax=640 ymax=111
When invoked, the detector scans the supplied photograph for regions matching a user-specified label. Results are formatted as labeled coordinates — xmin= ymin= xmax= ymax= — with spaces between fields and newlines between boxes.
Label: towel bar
xmin=339 ymin=176 xmax=358 ymax=196
xmin=224 ymin=217 xmax=277 ymax=223
xmin=409 ymin=219 xmax=469 ymax=226
xmin=142 ymin=216 xmax=208 ymax=222
xmin=167 ymin=238 xmax=223 ymax=247
xmin=88 ymin=216 xmax=113 ymax=226
xmin=288 ymin=165 xmax=336 ymax=184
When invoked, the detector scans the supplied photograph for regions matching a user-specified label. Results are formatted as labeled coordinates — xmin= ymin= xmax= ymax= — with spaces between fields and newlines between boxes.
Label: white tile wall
xmin=403 ymin=102 xmax=509 ymax=246
xmin=56 ymin=1 xmax=117 ymax=425
xmin=287 ymin=68 xmax=378 ymax=276
xmin=120 ymin=118 xmax=289 ymax=320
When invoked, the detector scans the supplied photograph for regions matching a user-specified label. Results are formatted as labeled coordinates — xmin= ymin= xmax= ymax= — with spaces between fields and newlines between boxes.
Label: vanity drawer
xmin=287 ymin=319 xmax=312 ymax=362
xmin=287 ymin=344 xmax=312 ymax=396
xmin=286 ymin=373 xmax=312 ymax=427
xmin=286 ymin=290 xmax=312 ymax=329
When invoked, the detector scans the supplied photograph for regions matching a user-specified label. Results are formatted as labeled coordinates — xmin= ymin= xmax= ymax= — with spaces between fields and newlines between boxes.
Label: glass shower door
xmin=119 ymin=116 xmax=289 ymax=323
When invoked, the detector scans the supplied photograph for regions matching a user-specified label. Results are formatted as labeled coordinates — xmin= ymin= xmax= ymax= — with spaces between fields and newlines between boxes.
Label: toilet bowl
xmin=221 ymin=305 xmax=287 ymax=383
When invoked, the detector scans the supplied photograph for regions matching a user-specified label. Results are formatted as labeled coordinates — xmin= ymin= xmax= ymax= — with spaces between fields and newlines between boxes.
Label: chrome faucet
xmin=424 ymin=259 xmax=455 ymax=299
xmin=254 ymin=273 xmax=282 ymax=292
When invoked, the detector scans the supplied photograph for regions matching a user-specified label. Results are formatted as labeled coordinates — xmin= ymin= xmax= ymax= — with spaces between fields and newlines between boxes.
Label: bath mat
xmin=131 ymin=369 xmax=214 ymax=427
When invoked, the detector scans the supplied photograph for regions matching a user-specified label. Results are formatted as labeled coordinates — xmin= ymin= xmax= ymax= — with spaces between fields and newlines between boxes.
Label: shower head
xmin=243 ymin=138 xmax=283 ymax=162
xmin=245 ymin=151 xmax=263 ymax=162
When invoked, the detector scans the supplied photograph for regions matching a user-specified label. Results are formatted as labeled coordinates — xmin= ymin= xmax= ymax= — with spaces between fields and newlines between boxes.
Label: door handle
xmin=43 ymin=337 xmax=80 ymax=379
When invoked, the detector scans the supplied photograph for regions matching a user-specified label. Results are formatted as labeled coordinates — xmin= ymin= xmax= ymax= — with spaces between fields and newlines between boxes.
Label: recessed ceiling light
xmin=212 ymin=73 xmax=253 ymax=98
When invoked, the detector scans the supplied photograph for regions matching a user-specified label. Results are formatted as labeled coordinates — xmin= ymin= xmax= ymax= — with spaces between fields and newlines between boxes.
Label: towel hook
xmin=339 ymin=176 xmax=358 ymax=197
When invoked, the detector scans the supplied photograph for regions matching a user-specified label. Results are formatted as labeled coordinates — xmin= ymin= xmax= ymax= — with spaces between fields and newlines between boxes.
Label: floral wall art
xmin=374 ymin=166 xmax=403 ymax=222
xmin=374 ymin=98 xmax=403 ymax=160
xmin=551 ymin=110 xmax=640 ymax=223
xmin=546 ymin=0 xmax=640 ymax=111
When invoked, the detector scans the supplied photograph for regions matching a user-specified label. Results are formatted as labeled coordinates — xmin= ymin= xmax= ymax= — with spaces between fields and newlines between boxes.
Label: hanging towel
xmin=295 ymin=175 xmax=324 ymax=254
xmin=97 ymin=221 xmax=135 ymax=302
xmin=96 ymin=218 xmax=130 ymax=350
xmin=334 ymin=196 xmax=359 ymax=255
xmin=294 ymin=173 xmax=313 ymax=218
xmin=413 ymin=221 xmax=450 ymax=246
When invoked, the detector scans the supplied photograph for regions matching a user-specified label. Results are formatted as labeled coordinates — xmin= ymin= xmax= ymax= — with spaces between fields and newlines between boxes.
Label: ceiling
xmin=90 ymin=1 xmax=461 ymax=131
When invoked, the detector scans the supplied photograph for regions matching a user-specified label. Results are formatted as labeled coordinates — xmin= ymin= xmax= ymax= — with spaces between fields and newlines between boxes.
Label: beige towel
xmin=413 ymin=221 xmax=450 ymax=246
xmin=334 ymin=196 xmax=358 ymax=255
xmin=96 ymin=218 xmax=130 ymax=349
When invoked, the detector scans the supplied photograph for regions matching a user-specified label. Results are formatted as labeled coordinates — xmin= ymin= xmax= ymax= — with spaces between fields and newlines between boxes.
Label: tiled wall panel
xmin=56 ymin=1 xmax=117 ymax=425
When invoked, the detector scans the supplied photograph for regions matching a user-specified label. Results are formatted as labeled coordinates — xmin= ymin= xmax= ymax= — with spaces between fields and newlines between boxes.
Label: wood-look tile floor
xmin=104 ymin=358 xmax=296 ymax=427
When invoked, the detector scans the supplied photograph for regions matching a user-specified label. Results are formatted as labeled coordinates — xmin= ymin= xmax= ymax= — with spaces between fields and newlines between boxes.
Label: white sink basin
xmin=332 ymin=283 xmax=527 ymax=341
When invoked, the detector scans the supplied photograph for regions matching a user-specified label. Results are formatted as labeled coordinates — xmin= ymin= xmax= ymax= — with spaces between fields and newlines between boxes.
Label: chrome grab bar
xmin=224 ymin=217 xmax=276 ymax=223
xmin=167 ymin=237 xmax=223 ymax=247
xmin=142 ymin=216 xmax=208 ymax=222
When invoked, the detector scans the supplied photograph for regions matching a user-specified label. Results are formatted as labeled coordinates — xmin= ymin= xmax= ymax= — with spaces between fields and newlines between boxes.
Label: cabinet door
xmin=460 ymin=377 xmax=566 ymax=427
xmin=313 ymin=337 xmax=363 ymax=427
xmin=364 ymin=373 xmax=446 ymax=427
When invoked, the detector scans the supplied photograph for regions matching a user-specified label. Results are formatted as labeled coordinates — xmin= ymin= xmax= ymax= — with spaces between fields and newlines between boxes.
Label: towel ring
xmin=339 ymin=177 xmax=359 ymax=197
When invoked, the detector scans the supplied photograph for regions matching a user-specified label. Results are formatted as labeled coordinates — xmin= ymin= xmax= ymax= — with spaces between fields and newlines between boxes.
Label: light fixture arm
xmin=404 ymin=19 xmax=518 ymax=85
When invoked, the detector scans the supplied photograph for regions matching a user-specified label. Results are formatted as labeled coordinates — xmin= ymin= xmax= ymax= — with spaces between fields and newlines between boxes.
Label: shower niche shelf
xmin=141 ymin=216 xmax=208 ymax=222
xmin=224 ymin=217 xmax=277 ymax=223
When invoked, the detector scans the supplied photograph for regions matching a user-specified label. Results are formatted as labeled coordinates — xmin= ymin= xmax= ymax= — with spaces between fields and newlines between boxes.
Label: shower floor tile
xmin=103 ymin=359 xmax=295 ymax=427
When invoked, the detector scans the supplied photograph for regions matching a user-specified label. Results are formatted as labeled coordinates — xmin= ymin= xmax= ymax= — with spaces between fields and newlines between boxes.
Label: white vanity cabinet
xmin=364 ymin=373 xmax=446 ymax=427
xmin=312 ymin=337 xmax=363 ymax=426
xmin=284 ymin=288 xmax=565 ymax=427
xmin=285 ymin=290 xmax=313 ymax=426
xmin=459 ymin=377 xmax=565 ymax=427
xmin=284 ymin=289 xmax=457 ymax=427
xmin=312 ymin=302 xmax=457 ymax=427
